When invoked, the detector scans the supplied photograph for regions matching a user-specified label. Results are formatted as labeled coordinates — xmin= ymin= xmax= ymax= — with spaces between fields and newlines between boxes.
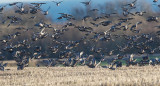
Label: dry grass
xmin=0 ymin=66 xmax=160 ymax=86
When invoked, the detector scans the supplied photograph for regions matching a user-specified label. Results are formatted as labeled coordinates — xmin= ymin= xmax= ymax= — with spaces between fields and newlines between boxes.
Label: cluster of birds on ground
xmin=0 ymin=0 xmax=160 ymax=71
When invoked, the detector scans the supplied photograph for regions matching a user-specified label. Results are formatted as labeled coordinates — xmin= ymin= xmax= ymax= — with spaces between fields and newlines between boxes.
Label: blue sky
xmin=0 ymin=0 xmax=109 ymax=22
xmin=0 ymin=0 xmax=156 ymax=3
xmin=0 ymin=0 xmax=159 ymax=22
xmin=0 ymin=0 xmax=51 ymax=3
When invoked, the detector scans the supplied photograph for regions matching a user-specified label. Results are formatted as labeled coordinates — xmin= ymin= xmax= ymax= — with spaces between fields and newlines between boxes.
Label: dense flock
xmin=0 ymin=0 xmax=160 ymax=71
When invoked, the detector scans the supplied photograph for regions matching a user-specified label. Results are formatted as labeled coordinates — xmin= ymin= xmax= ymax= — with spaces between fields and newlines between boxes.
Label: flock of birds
xmin=0 ymin=0 xmax=160 ymax=71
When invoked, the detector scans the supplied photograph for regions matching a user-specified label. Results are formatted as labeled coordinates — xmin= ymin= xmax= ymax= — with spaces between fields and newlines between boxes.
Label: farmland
xmin=0 ymin=66 xmax=160 ymax=86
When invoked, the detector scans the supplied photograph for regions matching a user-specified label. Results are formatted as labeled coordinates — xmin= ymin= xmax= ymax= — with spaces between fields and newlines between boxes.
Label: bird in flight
xmin=52 ymin=1 xmax=63 ymax=6
xmin=153 ymin=0 xmax=158 ymax=3
xmin=81 ymin=0 xmax=91 ymax=6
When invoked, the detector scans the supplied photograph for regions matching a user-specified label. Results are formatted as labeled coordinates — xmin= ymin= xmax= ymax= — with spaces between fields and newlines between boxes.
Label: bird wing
xmin=3 ymin=63 xmax=7 ymax=67
xmin=81 ymin=2 xmax=86 ymax=4
xmin=47 ymin=6 xmax=50 ymax=11
xmin=52 ymin=1 xmax=57 ymax=3
xmin=132 ymin=0 xmax=137 ymax=3
xmin=58 ymin=1 xmax=63 ymax=4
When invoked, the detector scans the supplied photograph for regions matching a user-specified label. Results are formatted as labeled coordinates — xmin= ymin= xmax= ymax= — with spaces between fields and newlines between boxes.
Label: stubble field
xmin=0 ymin=66 xmax=160 ymax=86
